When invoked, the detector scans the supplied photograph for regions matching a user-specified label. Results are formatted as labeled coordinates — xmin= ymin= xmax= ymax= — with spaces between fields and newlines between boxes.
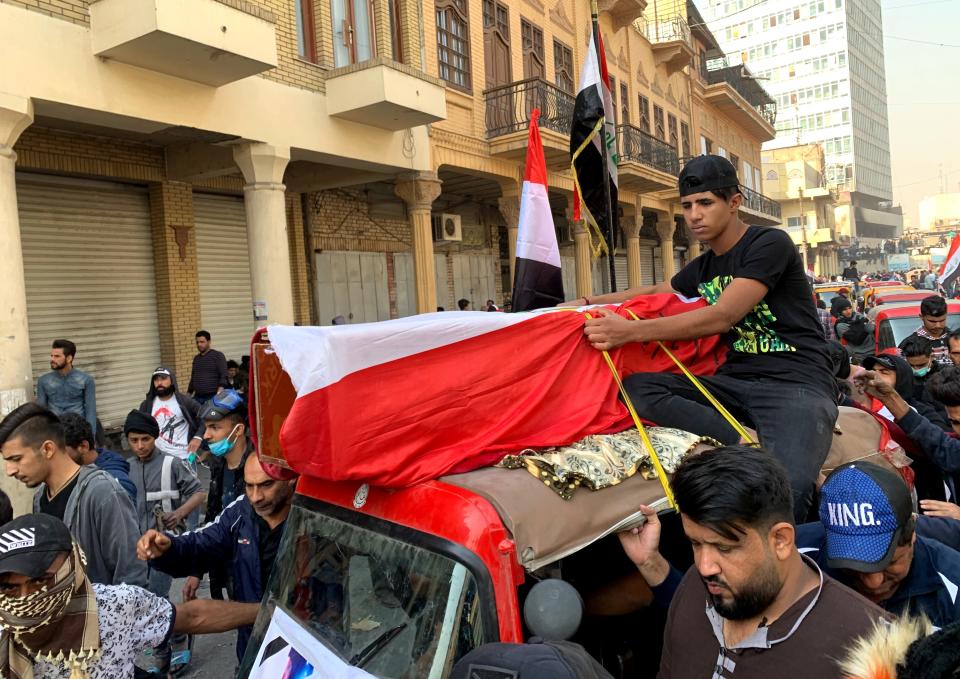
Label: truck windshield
xmin=239 ymin=504 xmax=490 ymax=678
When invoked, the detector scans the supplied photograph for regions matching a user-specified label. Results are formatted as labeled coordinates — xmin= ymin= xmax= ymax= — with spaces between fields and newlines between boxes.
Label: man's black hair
xmin=900 ymin=335 xmax=933 ymax=358
xmin=457 ymin=298 xmax=469 ymax=310
xmin=51 ymin=339 xmax=76 ymax=358
xmin=921 ymin=295 xmax=948 ymax=317
xmin=849 ymin=260 xmax=857 ymax=266
xmin=59 ymin=412 xmax=95 ymax=450
xmin=227 ymin=359 xmax=239 ymax=370
xmin=672 ymin=445 xmax=795 ymax=541
xmin=0 ymin=490 xmax=10 ymax=526
xmin=195 ymin=330 xmax=211 ymax=341
xmin=898 ymin=514 xmax=917 ymax=547
xmin=928 ymin=365 xmax=960 ymax=407
xmin=0 ymin=402 xmax=64 ymax=450
xmin=817 ymin=298 xmax=827 ymax=309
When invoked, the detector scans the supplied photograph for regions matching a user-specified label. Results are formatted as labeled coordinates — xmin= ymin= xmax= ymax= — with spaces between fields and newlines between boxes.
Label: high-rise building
xmin=695 ymin=0 xmax=902 ymax=249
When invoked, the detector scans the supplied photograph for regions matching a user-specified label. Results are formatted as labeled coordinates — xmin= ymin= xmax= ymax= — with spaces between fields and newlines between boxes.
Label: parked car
xmin=862 ymin=284 xmax=915 ymax=308
xmin=870 ymin=290 xmax=933 ymax=306
xmin=870 ymin=300 xmax=960 ymax=353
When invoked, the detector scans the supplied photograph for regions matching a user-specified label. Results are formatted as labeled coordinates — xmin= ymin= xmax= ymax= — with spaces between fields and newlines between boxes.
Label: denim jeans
xmin=623 ymin=372 xmax=838 ymax=523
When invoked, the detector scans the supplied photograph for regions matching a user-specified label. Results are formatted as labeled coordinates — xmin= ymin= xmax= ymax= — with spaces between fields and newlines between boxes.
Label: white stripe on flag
xmin=516 ymin=180 xmax=560 ymax=267
xmin=269 ymin=313 xmax=535 ymax=394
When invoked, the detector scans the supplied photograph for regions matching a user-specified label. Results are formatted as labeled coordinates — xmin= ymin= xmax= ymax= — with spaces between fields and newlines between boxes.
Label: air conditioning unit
xmin=432 ymin=213 xmax=463 ymax=242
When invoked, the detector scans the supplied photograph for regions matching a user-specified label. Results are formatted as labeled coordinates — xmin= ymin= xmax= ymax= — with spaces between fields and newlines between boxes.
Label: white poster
xmin=249 ymin=607 xmax=377 ymax=679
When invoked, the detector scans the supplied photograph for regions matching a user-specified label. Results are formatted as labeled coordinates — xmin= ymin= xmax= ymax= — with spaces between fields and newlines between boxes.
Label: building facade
xmin=0 ymin=0 xmax=778 ymax=509
xmin=696 ymin=0 xmax=902 ymax=248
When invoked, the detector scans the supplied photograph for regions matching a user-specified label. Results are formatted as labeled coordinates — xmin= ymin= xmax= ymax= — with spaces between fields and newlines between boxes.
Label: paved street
xmin=169 ymin=576 xmax=240 ymax=678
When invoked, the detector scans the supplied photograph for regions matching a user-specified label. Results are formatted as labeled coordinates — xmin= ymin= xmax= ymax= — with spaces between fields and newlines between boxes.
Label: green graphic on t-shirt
xmin=698 ymin=275 xmax=797 ymax=354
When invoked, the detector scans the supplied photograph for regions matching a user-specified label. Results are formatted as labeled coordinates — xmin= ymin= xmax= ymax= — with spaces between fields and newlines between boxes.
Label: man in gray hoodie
xmin=0 ymin=402 xmax=146 ymax=587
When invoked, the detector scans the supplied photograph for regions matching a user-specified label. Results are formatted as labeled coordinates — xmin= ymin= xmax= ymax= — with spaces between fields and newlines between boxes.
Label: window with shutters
xmin=653 ymin=104 xmax=665 ymax=141
xmin=667 ymin=113 xmax=678 ymax=149
xmin=553 ymin=39 xmax=574 ymax=93
xmin=609 ymin=76 xmax=618 ymax=123
xmin=620 ymin=82 xmax=630 ymax=124
xmin=437 ymin=0 xmax=471 ymax=90
xmin=681 ymin=121 xmax=690 ymax=157
xmin=521 ymin=18 xmax=545 ymax=79
xmin=294 ymin=0 xmax=318 ymax=62
xmin=639 ymin=95 xmax=650 ymax=133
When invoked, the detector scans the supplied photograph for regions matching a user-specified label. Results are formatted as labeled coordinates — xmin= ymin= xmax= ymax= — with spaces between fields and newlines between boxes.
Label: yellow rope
xmin=583 ymin=311 xmax=677 ymax=510
xmin=623 ymin=309 xmax=757 ymax=445
xmin=570 ymin=118 xmax=610 ymax=259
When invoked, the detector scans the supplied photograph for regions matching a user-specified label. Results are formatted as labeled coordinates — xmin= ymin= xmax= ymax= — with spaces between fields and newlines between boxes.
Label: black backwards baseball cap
xmin=199 ymin=389 xmax=246 ymax=422
xmin=151 ymin=366 xmax=173 ymax=378
xmin=450 ymin=640 xmax=614 ymax=679
xmin=862 ymin=355 xmax=898 ymax=371
xmin=819 ymin=461 xmax=913 ymax=572
xmin=0 ymin=514 xmax=73 ymax=578
xmin=678 ymin=154 xmax=741 ymax=198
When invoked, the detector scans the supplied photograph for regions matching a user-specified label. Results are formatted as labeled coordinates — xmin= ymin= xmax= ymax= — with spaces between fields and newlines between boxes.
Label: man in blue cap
xmin=577 ymin=155 xmax=837 ymax=522
xmin=796 ymin=461 xmax=960 ymax=627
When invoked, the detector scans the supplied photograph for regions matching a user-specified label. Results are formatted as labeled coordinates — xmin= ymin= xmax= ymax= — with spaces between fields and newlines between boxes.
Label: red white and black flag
xmin=939 ymin=234 xmax=960 ymax=289
xmin=570 ymin=29 xmax=618 ymax=258
xmin=512 ymin=109 xmax=564 ymax=311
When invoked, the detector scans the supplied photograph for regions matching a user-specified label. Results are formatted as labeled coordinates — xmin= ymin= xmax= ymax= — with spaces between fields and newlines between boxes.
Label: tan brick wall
xmin=14 ymin=127 xmax=164 ymax=181
xmin=285 ymin=193 xmax=314 ymax=325
xmin=0 ymin=0 xmax=88 ymax=25
xmin=308 ymin=188 xmax=412 ymax=253
xmin=149 ymin=182 xmax=202 ymax=382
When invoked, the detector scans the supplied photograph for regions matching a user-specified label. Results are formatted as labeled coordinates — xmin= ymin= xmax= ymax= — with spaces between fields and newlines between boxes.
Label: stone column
xmin=498 ymin=191 xmax=520 ymax=288
xmin=573 ymin=220 xmax=593 ymax=298
xmin=233 ymin=143 xmax=294 ymax=326
xmin=0 ymin=93 xmax=35 ymax=515
xmin=623 ymin=215 xmax=642 ymax=289
xmin=395 ymin=172 xmax=442 ymax=313
xmin=656 ymin=215 xmax=676 ymax=281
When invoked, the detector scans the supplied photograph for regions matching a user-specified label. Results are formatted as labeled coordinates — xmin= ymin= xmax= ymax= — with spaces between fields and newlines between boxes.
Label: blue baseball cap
xmin=819 ymin=462 xmax=913 ymax=572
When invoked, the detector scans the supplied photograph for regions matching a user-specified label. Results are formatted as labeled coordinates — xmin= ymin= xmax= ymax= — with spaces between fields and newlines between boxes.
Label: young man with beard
xmin=0 ymin=403 xmax=145 ymax=587
xmin=619 ymin=446 xmax=887 ymax=677
xmin=137 ymin=453 xmax=296 ymax=660
xmin=138 ymin=367 xmax=203 ymax=463
xmin=578 ymin=156 xmax=837 ymax=522
xmin=0 ymin=513 xmax=258 ymax=679
xmin=36 ymin=339 xmax=97 ymax=436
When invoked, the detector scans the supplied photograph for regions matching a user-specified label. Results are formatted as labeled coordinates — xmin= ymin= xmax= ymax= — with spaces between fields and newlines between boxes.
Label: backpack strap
xmin=145 ymin=455 xmax=180 ymax=513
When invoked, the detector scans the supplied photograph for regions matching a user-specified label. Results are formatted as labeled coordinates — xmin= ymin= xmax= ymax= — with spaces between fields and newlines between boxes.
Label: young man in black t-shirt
xmin=581 ymin=155 xmax=837 ymax=521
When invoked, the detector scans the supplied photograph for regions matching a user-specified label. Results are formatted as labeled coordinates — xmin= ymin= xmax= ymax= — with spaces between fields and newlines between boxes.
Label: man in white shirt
xmin=137 ymin=367 xmax=202 ymax=463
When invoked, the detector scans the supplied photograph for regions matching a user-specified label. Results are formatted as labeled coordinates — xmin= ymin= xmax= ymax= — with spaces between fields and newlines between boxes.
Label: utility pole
xmin=799 ymin=186 xmax=809 ymax=272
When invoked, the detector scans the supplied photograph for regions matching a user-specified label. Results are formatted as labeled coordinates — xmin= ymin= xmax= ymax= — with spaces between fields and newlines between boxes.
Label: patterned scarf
xmin=0 ymin=542 xmax=101 ymax=679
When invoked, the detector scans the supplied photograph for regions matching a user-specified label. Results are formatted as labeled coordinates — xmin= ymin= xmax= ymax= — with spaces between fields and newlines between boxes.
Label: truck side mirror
xmin=523 ymin=579 xmax=583 ymax=641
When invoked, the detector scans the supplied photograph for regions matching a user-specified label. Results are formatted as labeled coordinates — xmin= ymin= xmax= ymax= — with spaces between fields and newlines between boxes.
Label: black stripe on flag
xmin=513 ymin=257 xmax=564 ymax=311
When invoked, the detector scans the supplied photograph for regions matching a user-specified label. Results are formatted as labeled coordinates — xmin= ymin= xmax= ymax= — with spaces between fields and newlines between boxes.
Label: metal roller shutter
xmin=614 ymin=255 xmax=629 ymax=292
xmin=674 ymin=251 xmax=685 ymax=274
xmin=560 ymin=255 xmax=576 ymax=301
xmin=18 ymin=175 xmax=160 ymax=431
xmin=194 ymin=194 xmax=256 ymax=363
xmin=640 ymin=246 xmax=656 ymax=286
xmin=393 ymin=252 xmax=448 ymax=316
xmin=451 ymin=254 xmax=498 ymax=309
xmin=314 ymin=251 xmax=389 ymax=324
xmin=592 ymin=257 xmax=610 ymax=296
xmin=655 ymin=249 xmax=666 ymax=283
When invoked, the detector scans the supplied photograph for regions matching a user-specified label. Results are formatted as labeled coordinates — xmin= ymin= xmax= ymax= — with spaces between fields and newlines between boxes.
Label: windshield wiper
xmin=349 ymin=622 xmax=409 ymax=668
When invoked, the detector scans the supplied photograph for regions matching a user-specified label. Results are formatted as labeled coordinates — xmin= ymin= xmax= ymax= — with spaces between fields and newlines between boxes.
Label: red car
xmin=868 ymin=300 xmax=960 ymax=353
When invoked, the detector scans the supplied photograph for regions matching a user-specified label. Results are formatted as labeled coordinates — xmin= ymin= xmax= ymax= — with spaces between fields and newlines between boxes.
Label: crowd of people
xmin=0 ymin=331 xmax=280 ymax=677
xmin=5 ymin=153 xmax=960 ymax=678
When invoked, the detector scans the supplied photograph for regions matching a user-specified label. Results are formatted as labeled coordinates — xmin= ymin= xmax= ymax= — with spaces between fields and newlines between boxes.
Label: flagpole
xmin=591 ymin=0 xmax=617 ymax=294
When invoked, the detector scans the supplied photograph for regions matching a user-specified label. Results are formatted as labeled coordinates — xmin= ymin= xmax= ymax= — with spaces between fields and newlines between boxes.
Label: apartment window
xmin=680 ymin=121 xmax=690 ymax=157
xmin=667 ymin=114 xmax=678 ymax=149
xmin=639 ymin=95 xmax=651 ymax=133
xmin=609 ymin=76 xmax=617 ymax=123
xmin=390 ymin=0 xmax=404 ymax=61
xmin=294 ymin=0 xmax=317 ymax=62
xmin=700 ymin=135 xmax=712 ymax=154
xmin=554 ymin=40 xmax=574 ymax=93
xmin=653 ymin=104 xmax=665 ymax=141
xmin=436 ymin=0 xmax=471 ymax=90
xmin=620 ymin=82 xmax=629 ymax=125
xmin=730 ymin=153 xmax=740 ymax=173
xmin=521 ymin=19 xmax=545 ymax=79
xmin=332 ymin=0 xmax=377 ymax=66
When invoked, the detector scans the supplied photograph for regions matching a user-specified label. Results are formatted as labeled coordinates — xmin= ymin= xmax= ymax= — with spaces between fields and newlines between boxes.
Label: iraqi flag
xmin=940 ymin=234 xmax=960 ymax=290
xmin=267 ymin=295 xmax=726 ymax=487
xmin=512 ymin=109 xmax=564 ymax=311
xmin=570 ymin=29 xmax=618 ymax=256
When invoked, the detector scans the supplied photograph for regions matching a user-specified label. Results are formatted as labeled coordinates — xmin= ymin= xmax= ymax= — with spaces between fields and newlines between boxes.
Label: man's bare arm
xmin=173 ymin=599 xmax=259 ymax=635
xmin=583 ymin=278 xmax=769 ymax=350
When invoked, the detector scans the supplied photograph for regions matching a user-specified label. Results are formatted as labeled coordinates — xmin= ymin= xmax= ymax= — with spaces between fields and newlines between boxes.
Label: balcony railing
xmin=638 ymin=16 xmax=692 ymax=45
xmin=618 ymin=124 xmax=680 ymax=176
xmin=741 ymin=185 xmax=782 ymax=220
xmin=698 ymin=58 xmax=777 ymax=127
xmin=484 ymin=78 xmax=575 ymax=139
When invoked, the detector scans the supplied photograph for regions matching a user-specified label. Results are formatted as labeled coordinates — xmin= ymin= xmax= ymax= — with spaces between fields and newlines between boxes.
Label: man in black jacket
xmin=138 ymin=366 xmax=203 ymax=464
